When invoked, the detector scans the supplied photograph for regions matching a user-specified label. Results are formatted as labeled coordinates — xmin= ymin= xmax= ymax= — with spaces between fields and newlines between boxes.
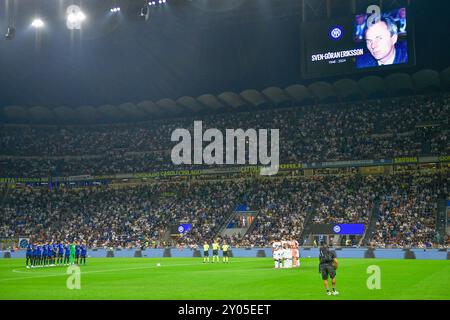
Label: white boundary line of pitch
xmin=1 ymin=258 xmax=270 ymax=282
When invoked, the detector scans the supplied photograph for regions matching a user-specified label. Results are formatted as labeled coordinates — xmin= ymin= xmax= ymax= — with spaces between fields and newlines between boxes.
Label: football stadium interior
xmin=0 ymin=0 xmax=449 ymax=301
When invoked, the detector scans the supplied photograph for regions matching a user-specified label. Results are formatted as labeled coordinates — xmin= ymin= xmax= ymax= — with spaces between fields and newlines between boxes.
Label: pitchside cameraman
xmin=319 ymin=242 xmax=339 ymax=296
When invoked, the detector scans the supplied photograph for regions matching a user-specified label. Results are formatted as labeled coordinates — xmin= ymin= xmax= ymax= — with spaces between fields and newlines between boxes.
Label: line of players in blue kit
xmin=25 ymin=241 xmax=87 ymax=268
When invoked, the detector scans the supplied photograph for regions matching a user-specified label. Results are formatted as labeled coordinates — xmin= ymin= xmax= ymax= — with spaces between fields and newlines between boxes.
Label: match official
xmin=212 ymin=240 xmax=220 ymax=263
xmin=222 ymin=242 xmax=229 ymax=263
xmin=203 ymin=241 xmax=210 ymax=263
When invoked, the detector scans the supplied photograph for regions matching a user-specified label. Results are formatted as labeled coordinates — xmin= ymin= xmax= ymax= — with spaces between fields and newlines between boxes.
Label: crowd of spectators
xmin=0 ymin=93 xmax=448 ymax=177
xmin=370 ymin=172 xmax=448 ymax=248
xmin=1 ymin=172 xmax=447 ymax=248
xmin=0 ymin=93 xmax=448 ymax=249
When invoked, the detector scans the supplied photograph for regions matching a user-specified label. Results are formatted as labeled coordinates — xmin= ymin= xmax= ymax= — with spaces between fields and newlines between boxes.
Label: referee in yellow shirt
xmin=203 ymin=242 xmax=210 ymax=263
xmin=222 ymin=242 xmax=230 ymax=263
xmin=212 ymin=240 xmax=220 ymax=263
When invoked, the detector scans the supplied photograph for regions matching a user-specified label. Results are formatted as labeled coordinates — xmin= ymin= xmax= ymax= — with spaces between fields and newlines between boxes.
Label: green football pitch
xmin=0 ymin=258 xmax=449 ymax=300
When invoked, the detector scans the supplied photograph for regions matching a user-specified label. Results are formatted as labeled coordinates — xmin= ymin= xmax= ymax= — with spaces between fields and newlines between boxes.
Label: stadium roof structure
xmin=176 ymin=96 xmax=205 ymax=114
xmin=196 ymin=94 xmax=225 ymax=113
xmin=156 ymin=98 xmax=184 ymax=117
xmin=333 ymin=79 xmax=362 ymax=101
xmin=262 ymin=87 xmax=292 ymax=108
xmin=440 ymin=67 xmax=450 ymax=91
xmin=1 ymin=66 xmax=449 ymax=125
xmin=385 ymin=73 xmax=415 ymax=96
xmin=137 ymin=101 xmax=162 ymax=117
xmin=412 ymin=69 xmax=441 ymax=93
xmin=358 ymin=76 xmax=387 ymax=99
xmin=307 ymin=81 xmax=337 ymax=103
xmin=218 ymin=92 xmax=249 ymax=111
xmin=284 ymin=84 xmax=314 ymax=105
xmin=240 ymin=89 xmax=271 ymax=109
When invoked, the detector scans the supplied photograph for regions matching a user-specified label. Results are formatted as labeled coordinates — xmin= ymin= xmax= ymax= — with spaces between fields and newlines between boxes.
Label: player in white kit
xmin=291 ymin=239 xmax=300 ymax=268
xmin=272 ymin=240 xmax=282 ymax=269
xmin=282 ymin=242 xmax=292 ymax=268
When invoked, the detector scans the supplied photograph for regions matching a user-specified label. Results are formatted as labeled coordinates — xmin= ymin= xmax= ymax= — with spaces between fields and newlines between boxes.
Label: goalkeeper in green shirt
xmin=69 ymin=242 xmax=76 ymax=265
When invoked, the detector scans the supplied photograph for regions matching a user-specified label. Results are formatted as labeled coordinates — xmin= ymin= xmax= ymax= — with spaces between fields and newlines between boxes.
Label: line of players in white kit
xmin=272 ymin=239 xmax=300 ymax=269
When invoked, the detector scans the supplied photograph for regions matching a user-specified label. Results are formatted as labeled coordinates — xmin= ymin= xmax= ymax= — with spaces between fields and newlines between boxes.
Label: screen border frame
xmin=300 ymin=5 xmax=417 ymax=80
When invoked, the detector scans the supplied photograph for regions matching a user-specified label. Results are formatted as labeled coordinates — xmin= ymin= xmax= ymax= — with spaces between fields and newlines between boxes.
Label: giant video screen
xmin=301 ymin=6 xmax=415 ymax=79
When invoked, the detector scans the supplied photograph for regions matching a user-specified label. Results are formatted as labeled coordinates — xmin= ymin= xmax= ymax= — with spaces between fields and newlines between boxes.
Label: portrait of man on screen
xmin=356 ymin=10 xmax=408 ymax=68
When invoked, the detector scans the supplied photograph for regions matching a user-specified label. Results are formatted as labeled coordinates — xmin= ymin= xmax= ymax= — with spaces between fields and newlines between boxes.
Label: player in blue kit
xmin=26 ymin=243 xmax=33 ymax=268
xmin=57 ymin=241 xmax=64 ymax=266
xmin=36 ymin=243 xmax=42 ymax=267
xmin=80 ymin=242 xmax=87 ymax=265
xmin=64 ymin=241 xmax=70 ymax=266
xmin=46 ymin=242 xmax=51 ymax=266
xmin=27 ymin=238 xmax=92 ymax=269
xmin=47 ymin=242 xmax=54 ymax=266
xmin=31 ymin=243 xmax=38 ymax=267
xmin=52 ymin=242 xmax=58 ymax=266
xmin=42 ymin=242 xmax=48 ymax=266
xmin=75 ymin=242 xmax=81 ymax=265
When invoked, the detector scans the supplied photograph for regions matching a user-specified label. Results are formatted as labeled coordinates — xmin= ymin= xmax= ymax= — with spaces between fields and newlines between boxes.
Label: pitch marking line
xmin=2 ymin=258 xmax=266 ymax=282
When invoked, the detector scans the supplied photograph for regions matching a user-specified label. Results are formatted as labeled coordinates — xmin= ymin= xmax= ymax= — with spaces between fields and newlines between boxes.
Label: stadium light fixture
xmin=31 ymin=18 xmax=44 ymax=28
xmin=66 ymin=5 xmax=86 ymax=30
xmin=67 ymin=11 xmax=86 ymax=23
xmin=139 ymin=5 xmax=149 ymax=20
xmin=110 ymin=7 xmax=121 ymax=13
xmin=5 ymin=26 xmax=16 ymax=40
xmin=149 ymin=0 xmax=166 ymax=6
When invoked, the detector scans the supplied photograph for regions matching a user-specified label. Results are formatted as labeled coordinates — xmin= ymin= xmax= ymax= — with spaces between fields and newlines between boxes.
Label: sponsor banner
xmin=304 ymin=159 xmax=391 ymax=169
xmin=394 ymin=157 xmax=418 ymax=164
xmin=177 ymin=224 xmax=192 ymax=234
xmin=2 ymin=155 xmax=447 ymax=183
xmin=0 ymin=177 xmax=46 ymax=184
xmin=203 ymin=167 xmax=242 ymax=174
xmin=94 ymin=175 xmax=116 ymax=180
xmin=134 ymin=170 xmax=203 ymax=179
xmin=308 ymin=224 xmax=365 ymax=235
xmin=67 ymin=175 xmax=93 ymax=181
xmin=279 ymin=163 xmax=303 ymax=170
xmin=52 ymin=175 xmax=93 ymax=182
xmin=418 ymin=156 xmax=439 ymax=163
xmin=439 ymin=155 xmax=450 ymax=163
xmin=240 ymin=166 xmax=262 ymax=173
xmin=333 ymin=224 xmax=365 ymax=235
xmin=19 ymin=238 xmax=30 ymax=248
xmin=114 ymin=173 xmax=134 ymax=179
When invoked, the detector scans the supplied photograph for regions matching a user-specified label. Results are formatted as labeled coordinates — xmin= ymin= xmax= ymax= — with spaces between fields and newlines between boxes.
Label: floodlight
xmin=31 ymin=19 xmax=44 ymax=28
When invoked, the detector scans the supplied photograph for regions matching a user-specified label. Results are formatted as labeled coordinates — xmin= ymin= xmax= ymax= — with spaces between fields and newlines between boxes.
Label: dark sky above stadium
xmin=0 ymin=0 xmax=449 ymax=108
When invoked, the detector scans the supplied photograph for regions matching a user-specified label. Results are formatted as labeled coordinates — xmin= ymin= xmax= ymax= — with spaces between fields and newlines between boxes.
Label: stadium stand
xmin=0 ymin=69 xmax=449 ymax=250
xmin=1 ymin=172 xmax=448 ymax=248
xmin=0 ymin=92 xmax=448 ymax=177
